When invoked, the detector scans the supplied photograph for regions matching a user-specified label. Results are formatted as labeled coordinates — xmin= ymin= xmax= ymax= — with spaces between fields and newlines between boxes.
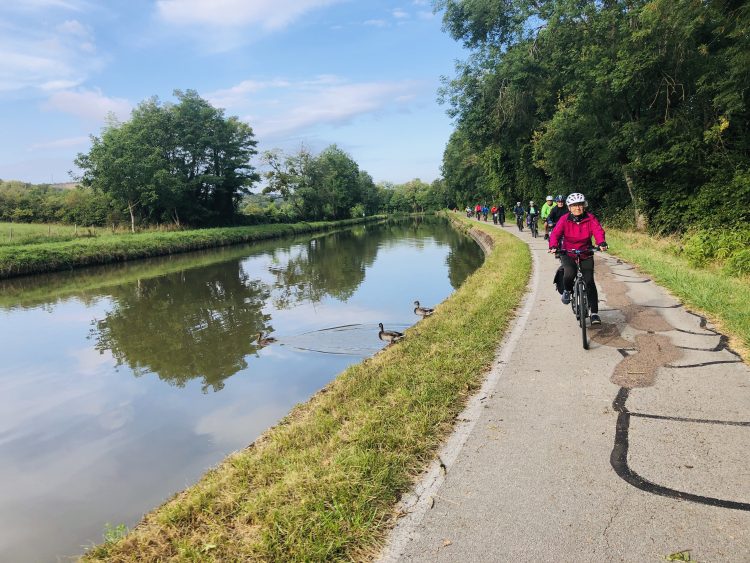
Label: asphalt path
xmin=379 ymin=220 xmax=750 ymax=562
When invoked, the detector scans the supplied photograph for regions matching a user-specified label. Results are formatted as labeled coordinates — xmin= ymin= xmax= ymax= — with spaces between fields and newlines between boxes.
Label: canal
xmin=0 ymin=217 xmax=483 ymax=561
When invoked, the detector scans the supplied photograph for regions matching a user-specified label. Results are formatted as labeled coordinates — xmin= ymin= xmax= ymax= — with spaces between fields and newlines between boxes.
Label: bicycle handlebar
xmin=553 ymin=246 xmax=606 ymax=256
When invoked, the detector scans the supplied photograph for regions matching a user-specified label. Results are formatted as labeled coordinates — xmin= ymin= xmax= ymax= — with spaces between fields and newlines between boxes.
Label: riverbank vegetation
xmin=0 ymin=218 xmax=381 ymax=280
xmin=435 ymin=0 xmax=749 ymax=234
xmin=82 ymin=217 xmax=530 ymax=561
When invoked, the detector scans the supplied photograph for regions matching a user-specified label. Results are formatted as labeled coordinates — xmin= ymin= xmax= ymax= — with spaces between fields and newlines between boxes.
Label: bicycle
xmin=556 ymin=247 xmax=601 ymax=349
xmin=529 ymin=215 xmax=539 ymax=238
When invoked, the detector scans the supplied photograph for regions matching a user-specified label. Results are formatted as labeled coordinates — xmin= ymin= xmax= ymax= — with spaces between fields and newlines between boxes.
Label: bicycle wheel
xmin=578 ymin=281 xmax=589 ymax=349
xmin=532 ymin=221 xmax=538 ymax=238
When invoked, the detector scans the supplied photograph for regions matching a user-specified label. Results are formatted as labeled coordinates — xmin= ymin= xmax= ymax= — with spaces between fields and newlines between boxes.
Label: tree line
xmin=437 ymin=0 xmax=749 ymax=233
xmin=3 ymin=90 xmax=451 ymax=229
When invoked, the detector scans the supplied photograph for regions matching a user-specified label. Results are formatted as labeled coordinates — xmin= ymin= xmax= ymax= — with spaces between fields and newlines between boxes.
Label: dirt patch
xmin=589 ymin=322 xmax=632 ymax=348
xmin=610 ymin=334 xmax=682 ymax=388
xmin=597 ymin=260 xmax=672 ymax=332
xmin=593 ymin=257 xmax=682 ymax=387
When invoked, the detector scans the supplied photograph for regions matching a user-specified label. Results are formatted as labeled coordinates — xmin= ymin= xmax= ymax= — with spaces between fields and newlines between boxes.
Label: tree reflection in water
xmin=92 ymin=261 xmax=272 ymax=392
xmin=88 ymin=217 xmax=483 ymax=392
xmin=268 ymin=226 xmax=380 ymax=308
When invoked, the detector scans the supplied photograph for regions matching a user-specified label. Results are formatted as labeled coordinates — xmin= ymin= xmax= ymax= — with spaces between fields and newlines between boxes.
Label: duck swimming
xmin=413 ymin=300 xmax=435 ymax=317
xmin=378 ymin=323 xmax=404 ymax=343
xmin=256 ymin=332 xmax=277 ymax=347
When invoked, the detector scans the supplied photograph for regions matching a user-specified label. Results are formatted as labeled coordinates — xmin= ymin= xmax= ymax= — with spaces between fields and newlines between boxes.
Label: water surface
xmin=0 ymin=218 xmax=483 ymax=561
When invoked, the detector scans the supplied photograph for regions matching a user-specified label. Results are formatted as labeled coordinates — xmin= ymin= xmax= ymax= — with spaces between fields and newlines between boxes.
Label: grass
xmin=607 ymin=228 xmax=750 ymax=358
xmin=81 ymin=216 xmax=531 ymax=562
xmin=0 ymin=218 xmax=381 ymax=280
xmin=0 ymin=221 xmax=131 ymax=246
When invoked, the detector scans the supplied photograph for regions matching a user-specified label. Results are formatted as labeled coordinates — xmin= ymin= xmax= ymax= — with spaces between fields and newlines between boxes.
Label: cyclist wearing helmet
xmin=546 ymin=195 xmax=567 ymax=231
xmin=513 ymin=201 xmax=525 ymax=231
xmin=541 ymin=196 xmax=554 ymax=239
xmin=548 ymin=193 xmax=608 ymax=325
xmin=526 ymin=200 xmax=539 ymax=229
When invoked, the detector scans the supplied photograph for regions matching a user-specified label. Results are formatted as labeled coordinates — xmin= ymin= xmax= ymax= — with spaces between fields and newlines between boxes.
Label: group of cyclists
xmin=465 ymin=203 xmax=506 ymax=225
xmin=463 ymin=192 xmax=609 ymax=326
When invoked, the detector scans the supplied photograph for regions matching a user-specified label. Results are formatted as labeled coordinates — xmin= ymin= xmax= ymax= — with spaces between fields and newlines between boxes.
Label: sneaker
xmin=591 ymin=314 xmax=601 ymax=325
xmin=561 ymin=290 xmax=571 ymax=305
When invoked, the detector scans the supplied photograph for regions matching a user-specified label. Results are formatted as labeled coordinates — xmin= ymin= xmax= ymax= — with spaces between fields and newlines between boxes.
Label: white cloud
xmin=57 ymin=19 xmax=89 ymax=37
xmin=30 ymin=136 xmax=90 ymax=151
xmin=206 ymin=79 xmax=292 ymax=109
xmin=206 ymin=76 xmax=420 ymax=138
xmin=43 ymin=88 xmax=131 ymax=122
xmin=156 ymin=0 xmax=345 ymax=30
xmin=259 ymin=81 xmax=418 ymax=135
xmin=392 ymin=9 xmax=409 ymax=19
xmin=0 ymin=20 xmax=102 ymax=93
xmin=3 ymin=0 xmax=88 ymax=11
xmin=364 ymin=19 xmax=387 ymax=27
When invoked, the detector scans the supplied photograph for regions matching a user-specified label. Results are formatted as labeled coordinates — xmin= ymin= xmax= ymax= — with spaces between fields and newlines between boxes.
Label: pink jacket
xmin=549 ymin=212 xmax=606 ymax=254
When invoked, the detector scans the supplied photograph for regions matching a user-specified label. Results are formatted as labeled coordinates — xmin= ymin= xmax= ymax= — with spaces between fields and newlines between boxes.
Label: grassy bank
xmin=0 ymin=218 xmax=381 ymax=280
xmin=83 ymin=217 xmax=531 ymax=561
xmin=0 ymin=221 xmax=119 ymax=246
xmin=608 ymin=228 xmax=750 ymax=357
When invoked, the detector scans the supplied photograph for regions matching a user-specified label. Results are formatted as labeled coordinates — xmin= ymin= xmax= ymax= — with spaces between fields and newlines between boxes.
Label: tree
xmin=75 ymin=91 xmax=259 ymax=229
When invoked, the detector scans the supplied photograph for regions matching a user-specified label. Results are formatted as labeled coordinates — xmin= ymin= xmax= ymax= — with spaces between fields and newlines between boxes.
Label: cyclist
xmin=541 ymin=195 xmax=554 ymax=240
xmin=491 ymin=204 xmax=498 ymax=224
xmin=546 ymin=195 xmax=567 ymax=232
xmin=548 ymin=193 xmax=608 ymax=325
xmin=475 ymin=204 xmax=482 ymax=220
xmin=497 ymin=202 xmax=506 ymax=226
xmin=526 ymin=200 xmax=539 ymax=233
xmin=482 ymin=204 xmax=489 ymax=221
xmin=513 ymin=201 xmax=525 ymax=231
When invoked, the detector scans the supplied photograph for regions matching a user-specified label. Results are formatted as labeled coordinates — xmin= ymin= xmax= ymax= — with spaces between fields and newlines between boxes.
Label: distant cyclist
xmin=541 ymin=196 xmax=554 ymax=240
xmin=548 ymin=193 xmax=608 ymax=325
xmin=497 ymin=202 xmax=506 ymax=226
xmin=546 ymin=195 xmax=567 ymax=232
xmin=526 ymin=200 xmax=539 ymax=230
xmin=513 ymin=201 xmax=525 ymax=231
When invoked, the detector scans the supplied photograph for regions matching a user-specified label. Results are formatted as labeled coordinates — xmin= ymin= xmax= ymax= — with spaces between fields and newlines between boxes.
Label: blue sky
xmin=0 ymin=0 xmax=466 ymax=186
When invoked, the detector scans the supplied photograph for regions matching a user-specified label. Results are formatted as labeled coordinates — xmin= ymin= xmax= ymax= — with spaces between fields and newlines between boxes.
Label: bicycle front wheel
xmin=578 ymin=283 xmax=589 ymax=349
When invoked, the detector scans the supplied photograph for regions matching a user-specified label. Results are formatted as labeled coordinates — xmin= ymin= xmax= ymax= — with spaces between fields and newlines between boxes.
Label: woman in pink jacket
xmin=548 ymin=193 xmax=608 ymax=324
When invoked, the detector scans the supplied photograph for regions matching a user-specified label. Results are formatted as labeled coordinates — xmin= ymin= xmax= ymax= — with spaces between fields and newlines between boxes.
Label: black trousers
xmin=560 ymin=254 xmax=599 ymax=314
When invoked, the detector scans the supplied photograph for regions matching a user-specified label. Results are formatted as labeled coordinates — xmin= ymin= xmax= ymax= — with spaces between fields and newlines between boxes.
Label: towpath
xmin=379 ymin=221 xmax=750 ymax=562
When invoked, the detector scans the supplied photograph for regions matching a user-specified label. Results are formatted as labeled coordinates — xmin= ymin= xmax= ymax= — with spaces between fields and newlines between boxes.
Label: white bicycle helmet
xmin=529 ymin=200 xmax=535 ymax=205
xmin=566 ymin=192 xmax=586 ymax=206
xmin=545 ymin=195 xmax=553 ymax=201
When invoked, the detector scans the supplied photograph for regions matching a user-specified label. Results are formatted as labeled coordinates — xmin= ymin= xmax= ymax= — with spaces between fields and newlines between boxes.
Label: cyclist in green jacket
xmin=541 ymin=195 xmax=554 ymax=240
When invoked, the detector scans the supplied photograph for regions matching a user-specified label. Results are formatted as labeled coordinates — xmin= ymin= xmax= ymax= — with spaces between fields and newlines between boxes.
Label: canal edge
xmin=377 ymin=224 xmax=539 ymax=562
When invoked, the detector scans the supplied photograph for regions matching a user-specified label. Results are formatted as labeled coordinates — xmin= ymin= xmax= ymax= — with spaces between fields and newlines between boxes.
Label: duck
xmin=413 ymin=300 xmax=435 ymax=317
xmin=378 ymin=323 xmax=404 ymax=343
xmin=256 ymin=332 xmax=277 ymax=347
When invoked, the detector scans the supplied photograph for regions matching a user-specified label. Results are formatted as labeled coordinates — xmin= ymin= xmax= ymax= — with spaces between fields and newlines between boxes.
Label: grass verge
xmin=607 ymin=228 xmax=750 ymax=358
xmin=0 ymin=218 xmax=381 ymax=280
xmin=82 ymin=216 xmax=531 ymax=561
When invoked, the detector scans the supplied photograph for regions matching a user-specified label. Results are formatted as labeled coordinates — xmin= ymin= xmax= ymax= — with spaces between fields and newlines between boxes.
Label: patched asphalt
xmin=379 ymin=221 xmax=750 ymax=563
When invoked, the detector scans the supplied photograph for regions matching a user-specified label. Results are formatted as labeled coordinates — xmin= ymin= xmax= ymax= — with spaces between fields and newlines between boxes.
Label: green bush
xmin=681 ymin=227 xmax=750 ymax=275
